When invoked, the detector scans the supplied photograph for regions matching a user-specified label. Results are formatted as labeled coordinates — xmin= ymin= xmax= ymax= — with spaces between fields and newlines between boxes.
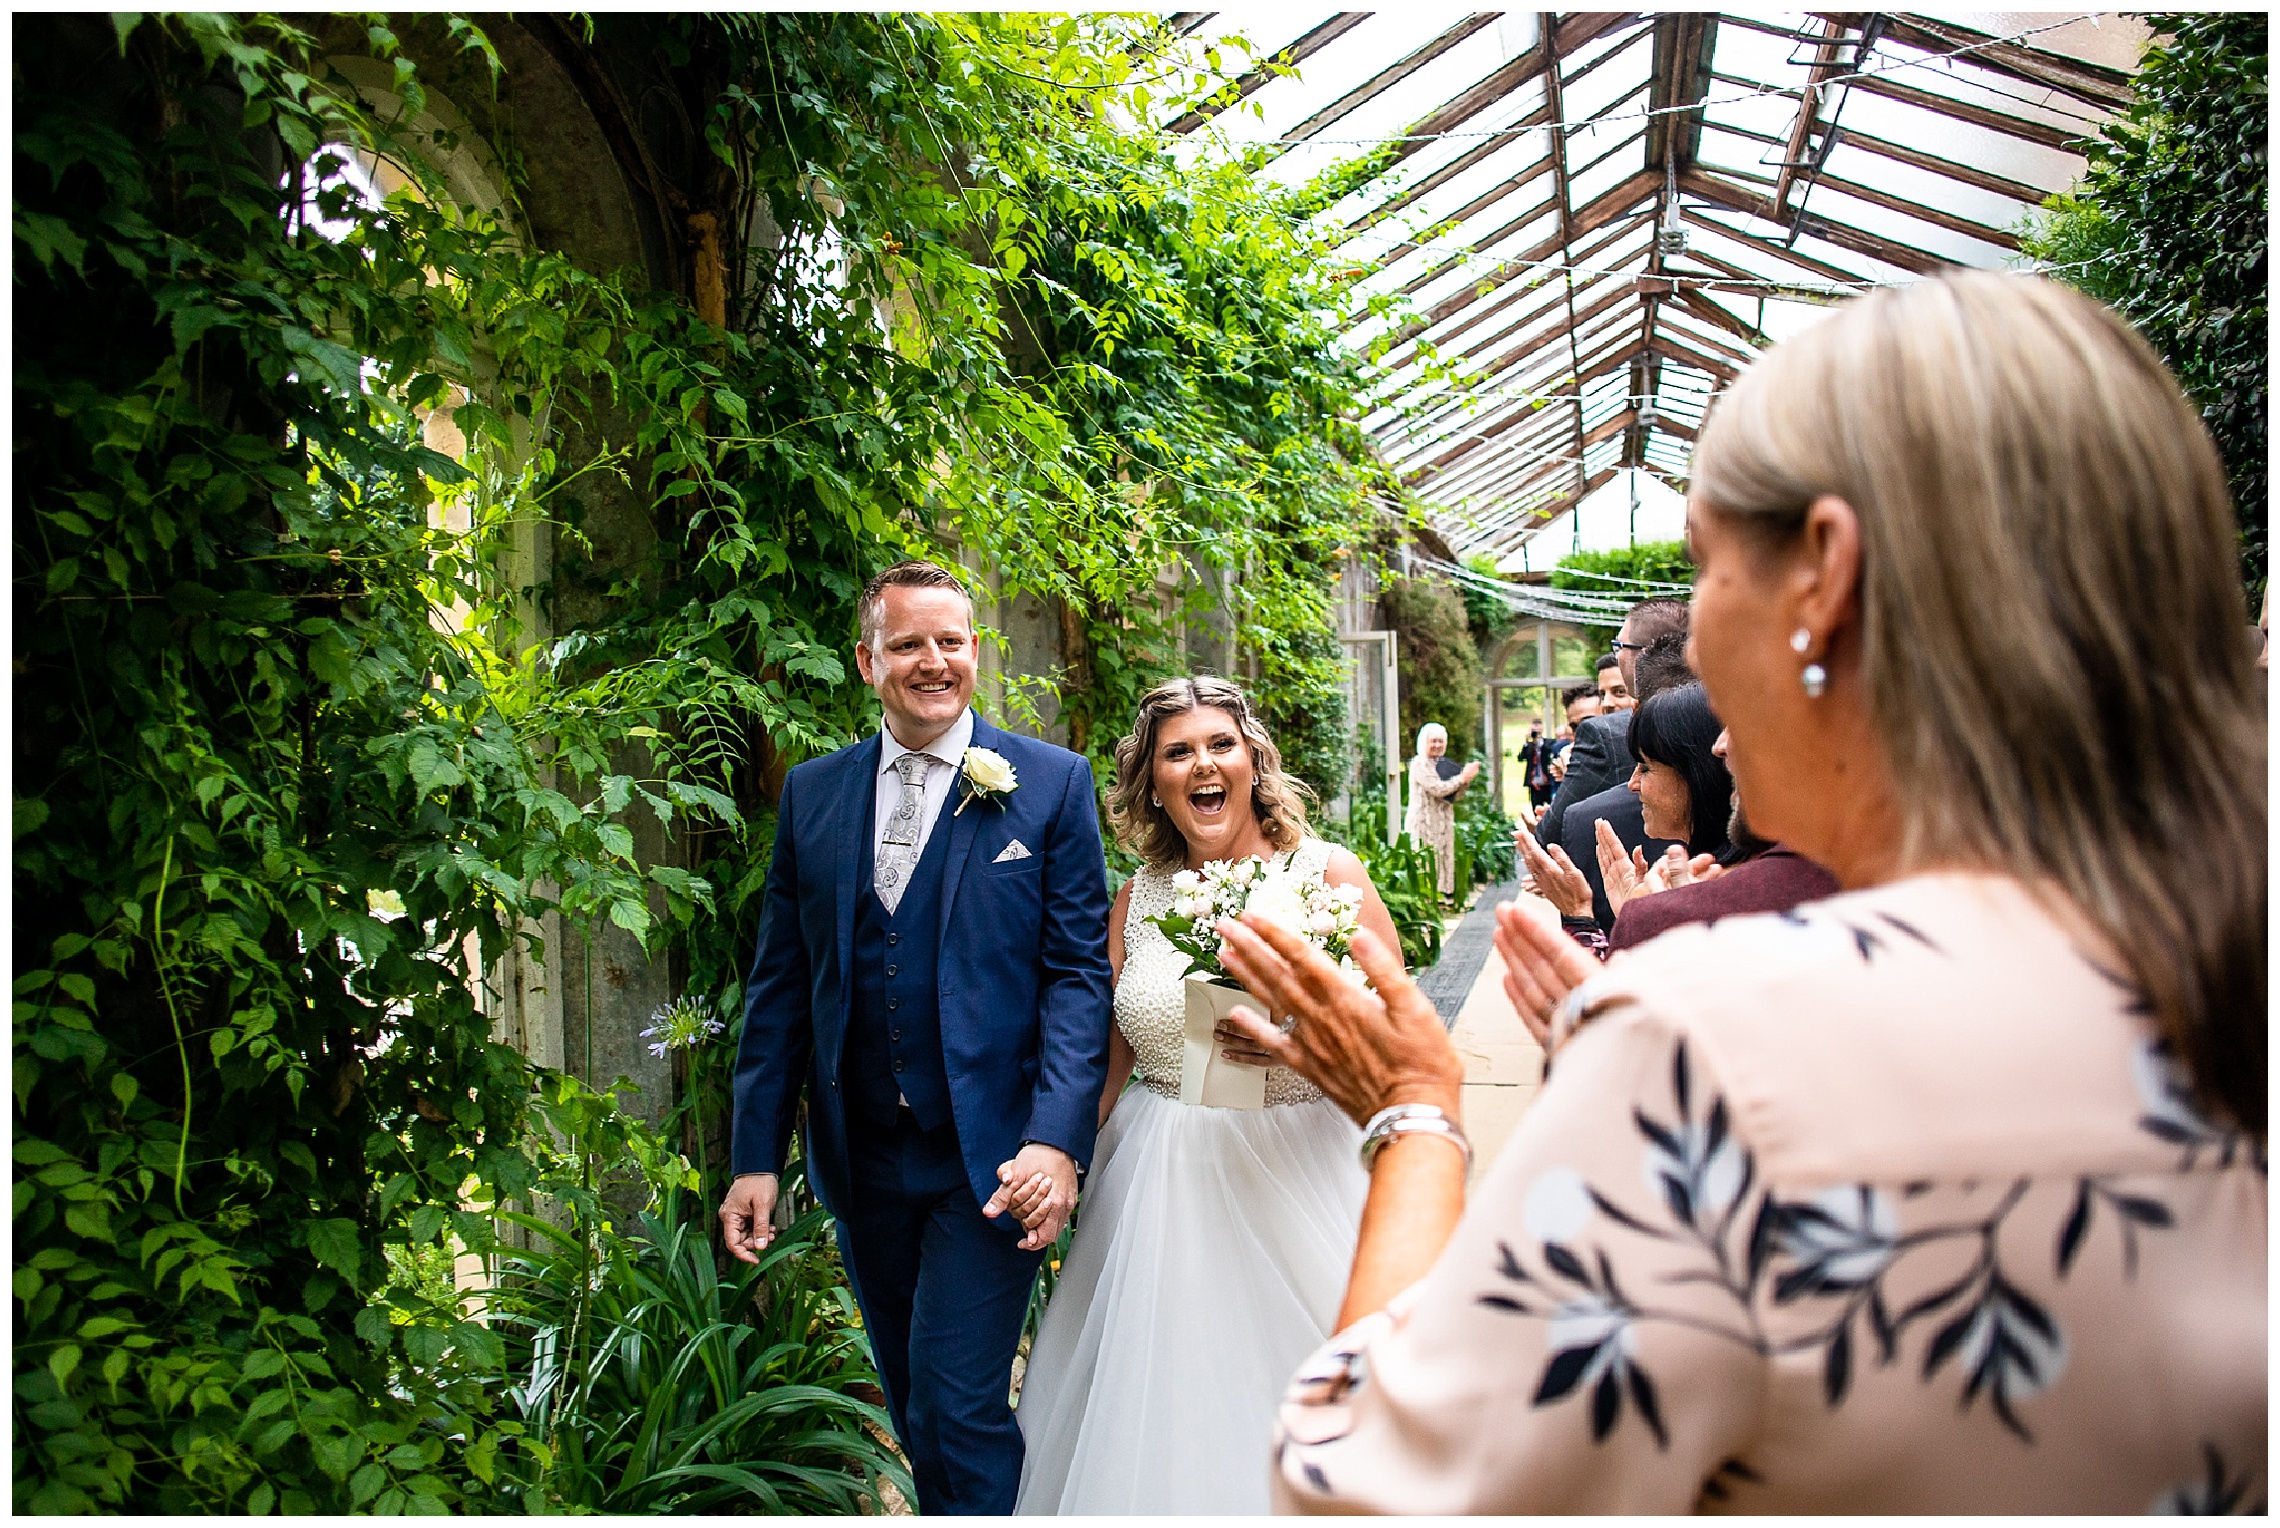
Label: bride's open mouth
xmin=1188 ymin=783 xmax=1228 ymax=818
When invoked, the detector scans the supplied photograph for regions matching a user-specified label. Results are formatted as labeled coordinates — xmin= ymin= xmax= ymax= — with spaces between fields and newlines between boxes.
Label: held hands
xmin=983 ymin=1141 xmax=1079 ymax=1251
xmin=1513 ymin=826 xmax=1594 ymax=920
xmin=1493 ymin=900 xmax=1603 ymax=1051
xmin=1212 ymin=915 xmax=1463 ymax=1127
xmin=718 ymin=1172 xmax=780 ymax=1265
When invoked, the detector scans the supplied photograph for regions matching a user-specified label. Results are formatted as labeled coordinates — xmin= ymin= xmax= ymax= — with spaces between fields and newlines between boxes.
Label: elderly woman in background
xmin=1404 ymin=723 xmax=1479 ymax=902
xmin=1215 ymin=273 xmax=2265 ymax=1512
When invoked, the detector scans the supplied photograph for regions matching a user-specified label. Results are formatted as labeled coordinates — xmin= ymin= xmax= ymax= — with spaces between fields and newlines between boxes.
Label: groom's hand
xmin=718 ymin=1172 xmax=780 ymax=1265
xmin=984 ymin=1142 xmax=1077 ymax=1251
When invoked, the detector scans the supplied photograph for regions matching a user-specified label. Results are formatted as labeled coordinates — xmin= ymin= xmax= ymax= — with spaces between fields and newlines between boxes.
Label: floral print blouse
xmin=1273 ymin=874 xmax=2266 ymax=1513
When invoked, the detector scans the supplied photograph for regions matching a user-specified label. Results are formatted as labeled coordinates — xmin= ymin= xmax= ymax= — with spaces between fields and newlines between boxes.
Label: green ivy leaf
xmin=303 ymin=1217 xmax=362 ymax=1278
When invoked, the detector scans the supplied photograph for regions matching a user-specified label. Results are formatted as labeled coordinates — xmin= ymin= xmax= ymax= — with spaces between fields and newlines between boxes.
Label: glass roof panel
xmin=1150 ymin=10 xmax=2144 ymax=557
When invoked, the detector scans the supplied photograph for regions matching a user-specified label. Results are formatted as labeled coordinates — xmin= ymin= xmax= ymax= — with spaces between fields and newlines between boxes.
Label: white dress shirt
xmin=873 ymin=708 xmax=974 ymax=862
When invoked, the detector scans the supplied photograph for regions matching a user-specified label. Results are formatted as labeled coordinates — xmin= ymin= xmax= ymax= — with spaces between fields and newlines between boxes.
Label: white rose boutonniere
xmin=955 ymin=746 xmax=1018 ymax=815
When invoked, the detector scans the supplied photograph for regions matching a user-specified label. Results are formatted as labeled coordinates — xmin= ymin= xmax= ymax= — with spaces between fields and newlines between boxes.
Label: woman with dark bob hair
xmin=1625 ymin=680 xmax=1734 ymax=865
xmin=1209 ymin=274 xmax=2264 ymax=1512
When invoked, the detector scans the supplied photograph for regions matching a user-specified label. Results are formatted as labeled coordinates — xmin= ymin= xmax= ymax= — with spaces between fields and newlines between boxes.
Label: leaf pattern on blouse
xmin=1473 ymin=1024 xmax=2226 ymax=1454
xmin=1275 ymin=878 xmax=2266 ymax=1514
xmin=2151 ymin=1442 xmax=2268 ymax=1515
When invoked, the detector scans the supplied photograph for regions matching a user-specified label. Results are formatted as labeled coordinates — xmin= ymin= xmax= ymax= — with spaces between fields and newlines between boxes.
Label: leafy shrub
xmin=490 ymin=1183 xmax=906 ymax=1514
xmin=1325 ymin=793 xmax=1447 ymax=971
xmin=1379 ymin=574 xmax=1484 ymax=762
xmin=1453 ymin=781 xmax=1518 ymax=892
xmin=2021 ymin=12 xmax=2268 ymax=596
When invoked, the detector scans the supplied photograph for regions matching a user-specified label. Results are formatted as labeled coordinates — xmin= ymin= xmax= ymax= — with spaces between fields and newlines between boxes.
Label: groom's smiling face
xmin=857 ymin=585 xmax=977 ymax=748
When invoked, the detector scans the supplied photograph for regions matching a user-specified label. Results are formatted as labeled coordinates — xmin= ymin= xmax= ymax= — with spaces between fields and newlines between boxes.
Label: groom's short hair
xmin=858 ymin=559 xmax=974 ymax=649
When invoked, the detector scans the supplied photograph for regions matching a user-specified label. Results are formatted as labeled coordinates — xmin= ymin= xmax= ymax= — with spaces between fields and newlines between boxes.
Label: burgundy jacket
xmin=1607 ymin=846 xmax=1841 ymax=952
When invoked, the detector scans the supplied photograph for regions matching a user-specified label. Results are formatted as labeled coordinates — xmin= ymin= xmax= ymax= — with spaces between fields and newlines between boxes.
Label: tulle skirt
xmin=1014 ymin=1084 xmax=1367 ymax=1515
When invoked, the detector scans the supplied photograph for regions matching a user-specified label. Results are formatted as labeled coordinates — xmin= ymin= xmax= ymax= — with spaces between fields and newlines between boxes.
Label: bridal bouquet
xmin=1149 ymin=853 xmax=1366 ymax=983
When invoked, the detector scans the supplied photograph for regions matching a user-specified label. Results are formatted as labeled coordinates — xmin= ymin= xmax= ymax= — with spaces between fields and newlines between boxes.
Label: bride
xmin=1013 ymin=676 xmax=1406 ymax=1515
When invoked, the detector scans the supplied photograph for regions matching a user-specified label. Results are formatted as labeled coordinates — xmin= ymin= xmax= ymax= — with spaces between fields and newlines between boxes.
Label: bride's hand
xmin=1213 ymin=916 xmax=1462 ymax=1126
xmin=1213 ymin=1017 xmax=1274 ymax=1068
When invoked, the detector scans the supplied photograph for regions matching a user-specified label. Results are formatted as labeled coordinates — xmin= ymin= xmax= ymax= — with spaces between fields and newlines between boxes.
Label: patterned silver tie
xmin=874 ymin=752 xmax=937 ymax=914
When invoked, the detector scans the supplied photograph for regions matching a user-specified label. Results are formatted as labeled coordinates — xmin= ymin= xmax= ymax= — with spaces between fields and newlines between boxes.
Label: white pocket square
xmin=991 ymin=839 xmax=1033 ymax=863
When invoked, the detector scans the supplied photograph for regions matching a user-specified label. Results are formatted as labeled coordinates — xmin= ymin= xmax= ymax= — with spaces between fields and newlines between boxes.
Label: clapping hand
xmin=1493 ymin=899 xmax=1603 ymax=1051
xmin=1648 ymin=850 xmax=1724 ymax=895
xmin=983 ymin=1141 xmax=1079 ymax=1251
xmin=1213 ymin=916 xmax=1463 ymax=1127
xmin=1513 ymin=826 xmax=1593 ymax=920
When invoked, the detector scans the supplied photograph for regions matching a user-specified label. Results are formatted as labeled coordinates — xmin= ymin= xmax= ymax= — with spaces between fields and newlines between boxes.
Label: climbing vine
xmin=2024 ymin=12 xmax=2268 ymax=596
xmin=14 ymin=11 xmax=1381 ymax=1512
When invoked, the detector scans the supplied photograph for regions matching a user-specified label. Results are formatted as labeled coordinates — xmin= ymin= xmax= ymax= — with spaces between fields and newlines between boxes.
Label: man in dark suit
xmin=719 ymin=560 xmax=1113 ymax=1515
xmin=1534 ymin=655 xmax=1638 ymax=850
xmin=1529 ymin=598 xmax=1692 ymax=928
xmin=1518 ymin=720 xmax=1556 ymax=810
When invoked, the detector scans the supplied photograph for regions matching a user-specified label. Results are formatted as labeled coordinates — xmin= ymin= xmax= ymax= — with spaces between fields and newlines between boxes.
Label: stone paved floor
xmin=1443 ymin=886 xmax=1551 ymax=1184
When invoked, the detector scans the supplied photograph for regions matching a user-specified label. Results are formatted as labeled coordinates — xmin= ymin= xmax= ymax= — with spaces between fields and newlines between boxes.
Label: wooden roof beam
xmin=1647 ymin=332 xmax=1742 ymax=384
xmin=1829 ymin=125 xmax=2048 ymax=206
xmin=1394 ymin=376 xmax=1591 ymax=477
xmin=1366 ymin=213 xmax=1646 ymax=374
xmin=1346 ymin=104 xmax=1554 ymax=236
xmin=1809 ymin=169 xmax=2021 ymax=251
xmin=1678 ymin=213 xmax=1860 ymax=289
xmin=1369 ymin=12 xmax=1646 ymax=180
xmin=1772 ymin=15 xmax=1860 ymax=221
xmin=1269 ymin=13 xmax=1503 ymax=155
xmin=1691 ymin=168 xmax=1960 ymax=275
xmin=1472 ymin=465 xmax=1624 ymax=550
xmin=1386 ymin=172 xmax=1657 ymax=343
xmin=1167 ymin=13 xmax=1374 ymax=134
xmin=1844 ymin=73 xmax=2086 ymax=152
xmin=1867 ymin=14 xmax=2134 ymax=109
xmin=1667 ymin=282 xmax=1770 ymax=349
xmin=1405 ymin=337 xmax=1645 ymax=484
xmin=1796 ymin=212 xmax=1953 ymax=276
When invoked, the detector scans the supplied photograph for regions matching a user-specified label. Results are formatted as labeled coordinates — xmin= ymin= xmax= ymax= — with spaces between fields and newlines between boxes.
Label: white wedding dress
xmin=1014 ymin=837 xmax=1368 ymax=1515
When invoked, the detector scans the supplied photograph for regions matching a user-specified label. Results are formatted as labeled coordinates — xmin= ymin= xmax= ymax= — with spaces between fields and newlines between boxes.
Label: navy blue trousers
xmin=834 ymin=1108 xmax=1043 ymax=1515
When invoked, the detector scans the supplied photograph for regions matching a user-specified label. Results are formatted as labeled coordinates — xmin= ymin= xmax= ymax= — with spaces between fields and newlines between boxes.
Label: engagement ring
xmin=1275 ymin=1013 xmax=1298 ymax=1035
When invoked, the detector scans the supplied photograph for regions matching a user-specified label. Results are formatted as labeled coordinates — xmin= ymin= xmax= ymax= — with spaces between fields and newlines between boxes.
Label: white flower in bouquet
xmin=1147 ymin=851 xmax=1366 ymax=982
xmin=1243 ymin=875 xmax=1309 ymax=937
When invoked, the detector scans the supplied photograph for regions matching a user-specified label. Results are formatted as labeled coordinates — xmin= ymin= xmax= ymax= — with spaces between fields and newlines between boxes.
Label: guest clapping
xmin=1595 ymin=682 xmax=1733 ymax=923
xmin=1222 ymin=274 xmax=2264 ymax=1512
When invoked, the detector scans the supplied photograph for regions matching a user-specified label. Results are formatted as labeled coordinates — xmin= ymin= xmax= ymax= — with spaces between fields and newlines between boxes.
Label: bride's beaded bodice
xmin=1115 ymin=837 xmax=1333 ymax=1108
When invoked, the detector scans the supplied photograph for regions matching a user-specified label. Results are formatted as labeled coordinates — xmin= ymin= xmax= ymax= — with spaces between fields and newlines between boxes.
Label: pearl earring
xmin=1789 ymin=627 xmax=1812 ymax=654
xmin=1801 ymin=663 xmax=1827 ymax=699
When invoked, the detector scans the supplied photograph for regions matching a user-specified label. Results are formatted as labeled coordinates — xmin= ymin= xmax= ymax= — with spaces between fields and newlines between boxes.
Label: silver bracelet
xmin=1357 ymin=1103 xmax=1472 ymax=1174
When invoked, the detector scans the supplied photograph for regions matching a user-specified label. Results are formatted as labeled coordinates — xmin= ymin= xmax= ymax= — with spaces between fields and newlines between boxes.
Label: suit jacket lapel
xmin=834 ymin=733 xmax=882 ymax=999
xmin=936 ymin=714 xmax=994 ymax=945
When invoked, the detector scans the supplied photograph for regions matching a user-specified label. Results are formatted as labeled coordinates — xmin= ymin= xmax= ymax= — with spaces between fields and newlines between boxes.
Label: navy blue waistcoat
xmin=845 ymin=803 xmax=954 ymax=1130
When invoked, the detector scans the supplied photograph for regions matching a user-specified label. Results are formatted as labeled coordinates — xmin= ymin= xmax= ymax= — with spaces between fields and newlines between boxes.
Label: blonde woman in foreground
xmin=1217 ymin=273 xmax=2265 ymax=1513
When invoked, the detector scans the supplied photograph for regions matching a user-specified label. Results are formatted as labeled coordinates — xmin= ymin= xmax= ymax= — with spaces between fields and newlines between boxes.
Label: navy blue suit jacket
xmin=729 ymin=714 xmax=1115 ymax=1219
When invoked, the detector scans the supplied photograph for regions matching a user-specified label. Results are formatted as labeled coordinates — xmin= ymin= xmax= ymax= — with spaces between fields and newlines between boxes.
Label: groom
xmin=719 ymin=559 xmax=1113 ymax=1514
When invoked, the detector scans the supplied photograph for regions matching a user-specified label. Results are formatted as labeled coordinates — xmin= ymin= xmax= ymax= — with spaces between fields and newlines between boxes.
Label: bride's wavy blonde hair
xmin=1108 ymin=677 xmax=1313 ymax=869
